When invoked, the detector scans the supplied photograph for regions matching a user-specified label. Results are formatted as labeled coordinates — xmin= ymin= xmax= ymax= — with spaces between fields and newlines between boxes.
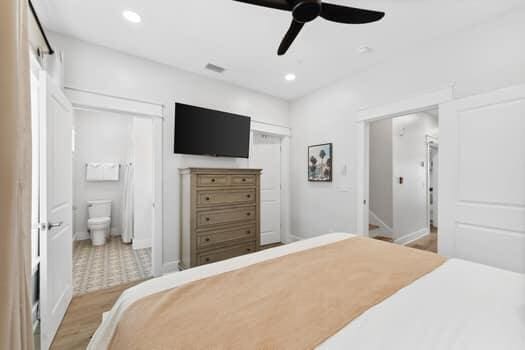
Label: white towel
xmin=86 ymin=163 xmax=103 ymax=181
xmin=103 ymin=163 xmax=120 ymax=181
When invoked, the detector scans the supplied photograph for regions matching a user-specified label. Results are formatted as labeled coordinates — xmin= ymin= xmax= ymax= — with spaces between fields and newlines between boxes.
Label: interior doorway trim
xmin=65 ymin=88 xmax=165 ymax=277
xmin=355 ymin=87 xmax=454 ymax=239
xmin=65 ymin=87 xmax=165 ymax=119
xmin=426 ymin=135 xmax=439 ymax=235
xmin=357 ymin=88 xmax=454 ymax=122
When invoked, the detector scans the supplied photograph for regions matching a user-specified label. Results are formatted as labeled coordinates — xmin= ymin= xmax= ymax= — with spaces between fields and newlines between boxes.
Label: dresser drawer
xmin=196 ymin=206 xmax=256 ymax=228
xmin=231 ymin=174 xmax=256 ymax=186
xmin=197 ymin=224 xmax=256 ymax=249
xmin=197 ymin=242 xmax=256 ymax=266
xmin=196 ymin=174 xmax=229 ymax=187
xmin=197 ymin=189 xmax=255 ymax=207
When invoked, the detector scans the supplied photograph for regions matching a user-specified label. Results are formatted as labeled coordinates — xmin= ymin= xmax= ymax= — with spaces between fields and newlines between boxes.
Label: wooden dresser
xmin=179 ymin=168 xmax=261 ymax=269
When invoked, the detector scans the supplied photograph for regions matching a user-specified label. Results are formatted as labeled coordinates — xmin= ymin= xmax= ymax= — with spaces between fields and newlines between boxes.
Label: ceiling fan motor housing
xmin=233 ymin=0 xmax=385 ymax=56
xmin=292 ymin=0 xmax=322 ymax=23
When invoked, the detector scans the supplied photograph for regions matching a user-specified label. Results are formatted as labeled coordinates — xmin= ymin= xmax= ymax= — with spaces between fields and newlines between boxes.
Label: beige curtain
xmin=0 ymin=0 xmax=35 ymax=349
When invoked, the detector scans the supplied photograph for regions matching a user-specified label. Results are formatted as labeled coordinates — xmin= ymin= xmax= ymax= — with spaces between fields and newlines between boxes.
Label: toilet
xmin=87 ymin=200 xmax=112 ymax=246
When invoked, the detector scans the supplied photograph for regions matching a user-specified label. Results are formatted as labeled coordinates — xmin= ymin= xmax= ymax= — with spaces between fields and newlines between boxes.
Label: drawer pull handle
xmin=205 ymin=217 xmax=210 ymax=222
xmin=246 ymin=230 xmax=251 ymax=234
xmin=205 ymin=197 xmax=210 ymax=201
xmin=205 ymin=257 xmax=211 ymax=262
xmin=246 ymin=212 xmax=251 ymax=216
xmin=205 ymin=238 xmax=211 ymax=242
xmin=242 ymin=178 xmax=246 ymax=182
xmin=211 ymin=178 xmax=216 ymax=183
xmin=246 ymin=248 xmax=252 ymax=252
xmin=246 ymin=194 xmax=251 ymax=198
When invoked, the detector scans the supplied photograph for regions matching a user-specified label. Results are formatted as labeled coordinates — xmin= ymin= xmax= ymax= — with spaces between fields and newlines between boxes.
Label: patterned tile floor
xmin=73 ymin=237 xmax=152 ymax=295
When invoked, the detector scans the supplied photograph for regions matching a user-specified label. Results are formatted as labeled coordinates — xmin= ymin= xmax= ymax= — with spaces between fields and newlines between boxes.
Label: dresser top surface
xmin=179 ymin=168 xmax=262 ymax=174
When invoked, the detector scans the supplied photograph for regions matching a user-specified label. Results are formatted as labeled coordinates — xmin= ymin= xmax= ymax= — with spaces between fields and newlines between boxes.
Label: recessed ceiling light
xmin=285 ymin=73 xmax=296 ymax=82
xmin=122 ymin=10 xmax=141 ymax=23
xmin=205 ymin=63 xmax=226 ymax=74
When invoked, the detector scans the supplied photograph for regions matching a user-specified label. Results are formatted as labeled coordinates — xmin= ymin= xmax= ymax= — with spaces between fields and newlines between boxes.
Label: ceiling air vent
xmin=205 ymin=63 xmax=226 ymax=74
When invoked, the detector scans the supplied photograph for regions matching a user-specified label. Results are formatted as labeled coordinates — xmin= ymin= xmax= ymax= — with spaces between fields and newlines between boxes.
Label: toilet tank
xmin=87 ymin=200 xmax=112 ymax=219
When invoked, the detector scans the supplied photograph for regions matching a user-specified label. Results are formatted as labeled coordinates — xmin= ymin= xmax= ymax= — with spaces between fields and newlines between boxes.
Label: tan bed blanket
xmin=110 ymin=237 xmax=446 ymax=350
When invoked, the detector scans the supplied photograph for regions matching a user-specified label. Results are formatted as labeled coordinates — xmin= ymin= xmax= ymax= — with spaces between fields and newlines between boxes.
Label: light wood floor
xmin=407 ymin=231 xmax=438 ymax=253
xmin=50 ymin=280 xmax=145 ymax=350
xmin=373 ymin=226 xmax=438 ymax=253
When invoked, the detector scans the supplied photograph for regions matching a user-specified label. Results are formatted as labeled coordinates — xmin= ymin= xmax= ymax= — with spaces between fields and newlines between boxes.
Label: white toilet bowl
xmin=87 ymin=200 xmax=112 ymax=246
xmin=88 ymin=217 xmax=111 ymax=246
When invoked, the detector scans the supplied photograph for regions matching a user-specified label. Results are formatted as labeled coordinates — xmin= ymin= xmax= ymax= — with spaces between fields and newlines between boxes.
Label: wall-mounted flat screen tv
xmin=174 ymin=103 xmax=251 ymax=158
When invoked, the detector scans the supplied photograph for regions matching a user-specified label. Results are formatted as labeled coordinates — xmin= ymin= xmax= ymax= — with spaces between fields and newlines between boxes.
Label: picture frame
xmin=308 ymin=143 xmax=333 ymax=182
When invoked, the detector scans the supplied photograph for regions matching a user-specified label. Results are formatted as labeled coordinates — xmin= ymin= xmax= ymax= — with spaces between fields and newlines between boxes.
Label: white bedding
xmin=88 ymin=233 xmax=525 ymax=350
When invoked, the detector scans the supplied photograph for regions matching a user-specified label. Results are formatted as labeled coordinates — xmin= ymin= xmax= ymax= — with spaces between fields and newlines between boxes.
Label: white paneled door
xmin=252 ymin=133 xmax=281 ymax=245
xmin=440 ymin=85 xmax=525 ymax=273
xmin=39 ymin=73 xmax=74 ymax=350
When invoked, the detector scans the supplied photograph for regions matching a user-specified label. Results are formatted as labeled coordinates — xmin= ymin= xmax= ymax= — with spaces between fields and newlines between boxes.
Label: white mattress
xmin=88 ymin=233 xmax=525 ymax=350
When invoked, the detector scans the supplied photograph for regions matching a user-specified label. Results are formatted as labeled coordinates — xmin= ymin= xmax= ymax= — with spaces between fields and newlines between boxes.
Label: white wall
xmin=369 ymin=118 xmax=393 ymax=229
xmin=289 ymin=9 xmax=525 ymax=238
xmin=73 ymin=110 xmax=133 ymax=238
xmin=50 ymin=32 xmax=290 ymax=269
xmin=132 ymin=117 xmax=154 ymax=250
xmin=392 ymin=113 xmax=438 ymax=243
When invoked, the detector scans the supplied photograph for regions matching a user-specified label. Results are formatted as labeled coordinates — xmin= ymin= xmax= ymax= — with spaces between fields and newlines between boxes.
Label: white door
xmin=39 ymin=73 xmax=74 ymax=350
xmin=440 ymin=84 xmax=525 ymax=273
xmin=132 ymin=117 xmax=154 ymax=250
xmin=429 ymin=145 xmax=439 ymax=227
xmin=252 ymin=133 xmax=281 ymax=245
xmin=30 ymin=59 xmax=41 ymax=278
xmin=152 ymin=118 xmax=163 ymax=276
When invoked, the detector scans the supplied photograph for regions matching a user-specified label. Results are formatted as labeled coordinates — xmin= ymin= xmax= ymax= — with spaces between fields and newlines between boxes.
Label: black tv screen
xmin=174 ymin=103 xmax=251 ymax=158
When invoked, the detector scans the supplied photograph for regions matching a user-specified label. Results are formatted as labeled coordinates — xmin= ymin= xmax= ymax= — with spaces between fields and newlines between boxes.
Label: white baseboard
xmin=76 ymin=230 xmax=121 ymax=241
xmin=162 ymin=261 xmax=180 ymax=274
xmin=369 ymin=211 xmax=393 ymax=237
xmin=74 ymin=231 xmax=90 ymax=241
xmin=110 ymin=228 xmax=121 ymax=237
xmin=283 ymin=234 xmax=303 ymax=244
xmin=132 ymin=238 xmax=152 ymax=250
xmin=395 ymin=228 xmax=429 ymax=245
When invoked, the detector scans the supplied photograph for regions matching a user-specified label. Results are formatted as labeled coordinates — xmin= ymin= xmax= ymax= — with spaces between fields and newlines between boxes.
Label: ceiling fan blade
xmin=320 ymin=3 xmax=385 ymax=24
xmin=278 ymin=20 xmax=304 ymax=56
xmin=233 ymin=0 xmax=292 ymax=11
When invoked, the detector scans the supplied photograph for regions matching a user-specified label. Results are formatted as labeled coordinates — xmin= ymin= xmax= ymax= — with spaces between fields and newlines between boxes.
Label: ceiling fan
xmin=233 ymin=0 xmax=385 ymax=56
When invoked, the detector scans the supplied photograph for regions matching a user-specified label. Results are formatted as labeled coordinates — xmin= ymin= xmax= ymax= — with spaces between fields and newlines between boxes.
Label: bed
xmin=88 ymin=233 xmax=525 ymax=350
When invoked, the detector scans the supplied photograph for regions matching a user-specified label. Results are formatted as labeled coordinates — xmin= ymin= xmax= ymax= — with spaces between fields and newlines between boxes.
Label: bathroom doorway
xmin=71 ymin=109 xmax=155 ymax=295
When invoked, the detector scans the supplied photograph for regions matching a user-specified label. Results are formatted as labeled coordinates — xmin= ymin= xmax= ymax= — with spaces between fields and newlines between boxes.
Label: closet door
xmin=440 ymin=84 xmax=525 ymax=273
xmin=252 ymin=133 xmax=282 ymax=245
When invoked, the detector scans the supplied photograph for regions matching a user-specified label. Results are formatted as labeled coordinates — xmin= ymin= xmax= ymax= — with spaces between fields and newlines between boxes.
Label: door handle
xmin=47 ymin=221 xmax=63 ymax=230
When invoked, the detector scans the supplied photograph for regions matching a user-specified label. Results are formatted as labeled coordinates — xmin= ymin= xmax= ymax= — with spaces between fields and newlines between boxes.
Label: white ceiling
xmin=34 ymin=0 xmax=523 ymax=100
